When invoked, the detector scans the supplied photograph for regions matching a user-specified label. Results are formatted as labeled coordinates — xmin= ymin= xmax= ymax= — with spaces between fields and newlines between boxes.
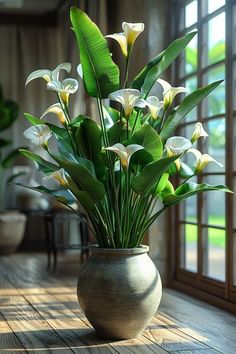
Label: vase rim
xmin=90 ymin=245 xmax=149 ymax=255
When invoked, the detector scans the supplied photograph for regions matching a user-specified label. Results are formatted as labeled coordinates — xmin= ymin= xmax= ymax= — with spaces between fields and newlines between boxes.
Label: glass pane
xmin=185 ymin=1 xmax=198 ymax=28
xmin=202 ymin=65 xmax=225 ymax=117
xmin=185 ymin=33 xmax=198 ymax=75
xmin=181 ymin=224 xmax=198 ymax=273
xmin=184 ymin=77 xmax=198 ymax=120
xmin=203 ymin=227 xmax=226 ymax=281
xmin=202 ymin=118 xmax=226 ymax=172
xmin=180 ymin=175 xmax=197 ymax=223
xmin=203 ymin=175 xmax=226 ymax=227
xmin=208 ymin=0 xmax=225 ymax=14
xmin=203 ymin=12 xmax=225 ymax=67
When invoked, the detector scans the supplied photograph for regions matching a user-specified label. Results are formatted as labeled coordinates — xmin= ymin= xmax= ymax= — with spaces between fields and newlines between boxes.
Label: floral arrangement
xmin=20 ymin=7 xmax=230 ymax=248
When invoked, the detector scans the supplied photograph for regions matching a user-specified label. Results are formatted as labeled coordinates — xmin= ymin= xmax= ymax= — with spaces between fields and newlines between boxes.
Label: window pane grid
xmin=172 ymin=0 xmax=235 ymax=302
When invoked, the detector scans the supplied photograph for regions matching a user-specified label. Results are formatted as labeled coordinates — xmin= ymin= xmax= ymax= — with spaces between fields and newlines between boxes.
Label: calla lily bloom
xmin=47 ymin=78 xmax=79 ymax=106
xmin=157 ymin=78 xmax=188 ymax=108
xmin=166 ymin=136 xmax=192 ymax=170
xmin=25 ymin=62 xmax=71 ymax=86
xmin=23 ymin=125 xmax=52 ymax=148
xmin=45 ymin=168 xmax=68 ymax=188
xmin=105 ymin=143 xmax=144 ymax=169
xmin=166 ymin=136 xmax=192 ymax=156
xmin=41 ymin=104 xmax=67 ymax=125
xmin=109 ymin=89 xmax=146 ymax=117
xmin=191 ymin=122 xmax=209 ymax=143
xmin=187 ymin=148 xmax=223 ymax=173
xmin=77 ymin=64 xmax=83 ymax=79
xmin=146 ymin=96 xmax=163 ymax=119
xmin=106 ymin=22 xmax=144 ymax=57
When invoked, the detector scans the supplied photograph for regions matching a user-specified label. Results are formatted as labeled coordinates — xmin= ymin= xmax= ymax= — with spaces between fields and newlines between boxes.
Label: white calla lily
xmin=23 ymin=125 xmax=52 ymax=147
xmin=191 ymin=122 xmax=209 ymax=143
xmin=47 ymin=78 xmax=79 ymax=106
xmin=25 ymin=62 xmax=71 ymax=86
xmin=109 ymin=89 xmax=146 ymax=117
xmin=106 ymin=22 xmax=144 ymax=57
xmin=146 ymin=96 xmax=163 ymax=119
xmin=166 ymin=136 xmax=192 ymax=171
xmin=166 ymin=136 xmax=192 ymax=156
xmin=41 ymin=103 xmax=67 ymax=125
xmin=157 ymin=78 xmax=188 ymax=108
xmin=187 ymin=148 xmax=223 ymax=173
xmin=105 ymin=143 xmax=144 ymax=169
xmin=44 ymin=168 xmax=68 ymax=187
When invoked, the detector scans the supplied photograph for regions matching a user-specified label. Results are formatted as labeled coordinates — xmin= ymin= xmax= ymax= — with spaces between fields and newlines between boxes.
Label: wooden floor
xmin=0 ymin=253 xmax=236 ymax=354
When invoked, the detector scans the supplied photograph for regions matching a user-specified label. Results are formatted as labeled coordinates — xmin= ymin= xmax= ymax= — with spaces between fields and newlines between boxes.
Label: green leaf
xmin=19 ymin=149 xmax=58 ymax=174
xmin=132 ymin=31 xmax=197 ymax=95
xmin=52 ymin=154 xmax=105 ymax=206
xmin=76 ymin=118 xmax=105 ymax=179
xmin=130 ymin=125 xmax=163 ymax=163
xmin=154 ymin=173 xmax=169 ymax=195
xmin=160 ymin=80 xmax=223 ymax=141
xmin=131 ymin=155 xmax=179 ymax=195
xmin=70 ymin=7 xmax=120 ymax=98
xmin=107 ymin=121 xmax=129 ymax=146
xmin=15 ymin=183 xmax=75 ymax=205
xmin=163 ymin=182 xmax=232 ymax=206
xmin=131 ymin=51 xmax=164 ymax=90
xmin=24 ymin=113 xmax=43 ymax=125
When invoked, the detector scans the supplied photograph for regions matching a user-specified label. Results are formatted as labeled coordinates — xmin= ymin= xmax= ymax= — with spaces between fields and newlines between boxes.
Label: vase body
xmin=77 ymin=245 xmax=162 ymax=339
xmin=0 ymin=211 xmax=26 ymax=254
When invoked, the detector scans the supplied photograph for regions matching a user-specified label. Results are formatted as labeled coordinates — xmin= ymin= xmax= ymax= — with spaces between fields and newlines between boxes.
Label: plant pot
xmin=77 ymin=245 xmax=162 ymax=339
xmin=0 ymin=211 xmax=27 ymax=255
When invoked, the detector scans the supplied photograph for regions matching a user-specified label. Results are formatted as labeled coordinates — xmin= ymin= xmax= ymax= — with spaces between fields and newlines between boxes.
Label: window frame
xmin=168 ymin=0 xmax=236 ymax=313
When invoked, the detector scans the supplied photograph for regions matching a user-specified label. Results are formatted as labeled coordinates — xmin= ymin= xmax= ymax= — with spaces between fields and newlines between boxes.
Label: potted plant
xmin=20 ymin=7 xmax=231 ymax=339
xmin=0 ymin=85 xmax=27 ymax=254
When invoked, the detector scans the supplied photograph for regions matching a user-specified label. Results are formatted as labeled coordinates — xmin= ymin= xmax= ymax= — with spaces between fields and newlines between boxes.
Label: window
xmin=170 ymin=0 xmax=236 ymax=310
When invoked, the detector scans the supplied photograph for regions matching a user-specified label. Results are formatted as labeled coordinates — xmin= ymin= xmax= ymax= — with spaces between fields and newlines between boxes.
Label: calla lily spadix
xmin=41 ymin=103 xmax=67 ymax=125
xmin=187 ymin=148 xmax=223 ymax=173
xmin=106 ymin=22 xmax=144 ymax=57
xmin=23 ymin=125 xmax=52 ymax=148
xmin=146 ymin=96 xmax=163 ymax=119
xmin=157 ymin=78 xmax=188 ymax=108
xmin=109 ymin=89 xmax=146 ymax=117
xmin=105 ymin=143 xmax=144 ymax=169
xmin=44 ymin=168 xmax=69 ymax=188
xmin=25 ymin=62 xmax=71 ymax=86
xmin=191 ymin=122 xmax=209 ymax=143
xmin=47 ymin=78 xmax=79 ymax=106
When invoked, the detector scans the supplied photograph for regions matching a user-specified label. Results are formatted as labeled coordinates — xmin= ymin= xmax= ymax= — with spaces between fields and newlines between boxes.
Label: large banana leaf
xmin=76 ymin=118 xmax=105 ymax=178
xmin=129 ymin=125 xmax=163 ymax=162
xmin=19 ymin=149 xmax=58 ymax=174
xmin=70 ymin=7 xmax=120 ymax=99
xmin=52 ymin=155 xmax=105 ymax=206
xmin=163 ymin=182 xmax=232 ymax=206
xmin=15 ymin=183 xmax=75 ymax=205
xmin=131 ymin=155 xmax=179 ymax=195
xmin=131 ymin=31 xmax=197 ymax=95
xmin=160 ymin=80 xmax=223 ymax=141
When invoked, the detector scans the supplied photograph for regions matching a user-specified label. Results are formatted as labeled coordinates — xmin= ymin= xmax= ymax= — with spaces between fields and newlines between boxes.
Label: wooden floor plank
xmin=2 ymin=253 xmax=236 ymax=354
xmin=159 ymin=290 xmax=236 ymax=354
xmin=0 ymin=311 xmax=26 ymax=352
